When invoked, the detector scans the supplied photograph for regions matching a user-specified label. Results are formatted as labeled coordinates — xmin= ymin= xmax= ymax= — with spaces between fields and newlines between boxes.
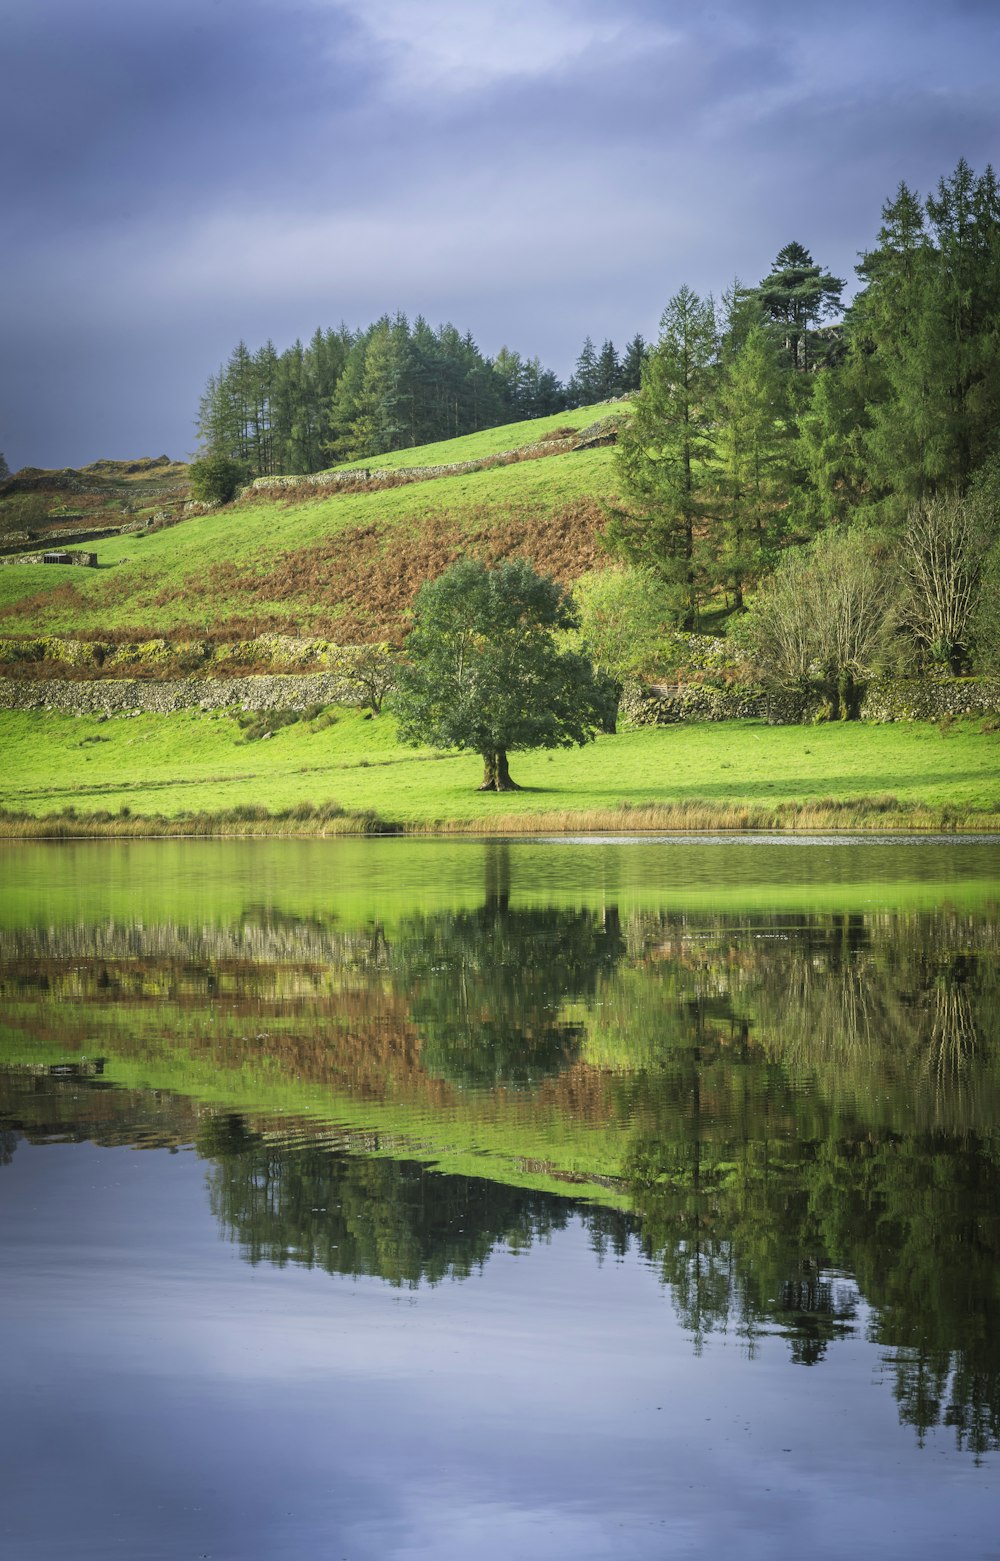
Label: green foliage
xmin=854 ymin=160 xmax=1000 ymax=513
xmin=711 ymin=315 xmax=795 ymax=604
xmin=753 ymin=240 xmax=845 ymax=370
xmin=571 ymin=565 xmax=673 ymax=681
xmin=188 ymin=453 xmax=246 ymax=506
xmin=393 ymin=559 xmax=617 ymax=789
xmin=795 ymin=359 xmax=872 ymax=528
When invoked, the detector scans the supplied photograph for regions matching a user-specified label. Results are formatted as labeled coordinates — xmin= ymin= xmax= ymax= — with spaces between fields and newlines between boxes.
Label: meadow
xmin=2 ymin=704 xmax=997 ymax=833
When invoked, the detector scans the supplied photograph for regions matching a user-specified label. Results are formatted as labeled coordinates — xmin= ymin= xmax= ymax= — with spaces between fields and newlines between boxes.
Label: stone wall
xmin=859 ymin=676 xmax=1000 ymax=721
xmin=622 ymin=674 xmax=1000 ymax=726
xmin=0 ymin=672 xmax=363 ymax=716
xmin=620 ymin=681 xmax=812 ymax=725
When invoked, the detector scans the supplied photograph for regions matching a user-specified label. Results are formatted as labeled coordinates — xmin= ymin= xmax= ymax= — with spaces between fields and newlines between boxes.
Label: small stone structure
xmin=42 ymin=549 xmax=97 ymax=567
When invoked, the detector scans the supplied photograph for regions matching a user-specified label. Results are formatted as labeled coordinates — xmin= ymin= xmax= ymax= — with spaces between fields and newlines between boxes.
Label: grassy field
xmin=328 ymin=400 xmax=623 ymax=470
xmin=3 ymin=705 xmax=998 ymax=832
xmin=0 ymin=408 xmax=621 ymax=641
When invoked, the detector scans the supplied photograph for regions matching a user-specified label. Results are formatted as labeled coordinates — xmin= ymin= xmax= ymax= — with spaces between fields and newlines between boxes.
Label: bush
xmin=188 ymin=455 xmax=247 ymax=506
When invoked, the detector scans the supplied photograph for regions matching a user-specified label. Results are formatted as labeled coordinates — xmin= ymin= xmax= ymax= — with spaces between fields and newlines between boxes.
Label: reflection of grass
xmin=2 ymin=837 xmax=996 ymax=933
xmin=3 ymin=707 xmax=1000 ymax=831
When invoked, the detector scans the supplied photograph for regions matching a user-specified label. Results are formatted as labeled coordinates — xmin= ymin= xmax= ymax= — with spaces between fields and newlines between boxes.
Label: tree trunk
xmin=478 ymin=749 xmax=520 ymax=791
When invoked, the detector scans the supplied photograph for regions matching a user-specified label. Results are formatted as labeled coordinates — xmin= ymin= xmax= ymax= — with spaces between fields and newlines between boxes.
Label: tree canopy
xmin=392 ymin=559 xmax=616 ymax=790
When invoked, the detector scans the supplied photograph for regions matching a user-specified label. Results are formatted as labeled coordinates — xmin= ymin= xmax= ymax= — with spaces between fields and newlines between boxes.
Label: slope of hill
xmin=0 ymin=404 xmax=625 ymax=644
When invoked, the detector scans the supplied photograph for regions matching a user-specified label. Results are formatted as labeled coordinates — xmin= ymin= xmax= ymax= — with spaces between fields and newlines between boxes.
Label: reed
xmin=2 ymin=794 xmax=995 ymax=839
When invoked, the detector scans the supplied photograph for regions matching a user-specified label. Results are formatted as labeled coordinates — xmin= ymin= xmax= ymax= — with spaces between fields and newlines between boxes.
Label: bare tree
xmin=896 ymin=493 xmax=991 ymax=674
xmin=741 ymin=528 xmax=892 ymax=716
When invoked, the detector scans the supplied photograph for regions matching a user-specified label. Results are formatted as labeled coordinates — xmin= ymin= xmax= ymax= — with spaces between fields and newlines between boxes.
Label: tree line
xmin=196 ymin=315 xmax=645 ymax=479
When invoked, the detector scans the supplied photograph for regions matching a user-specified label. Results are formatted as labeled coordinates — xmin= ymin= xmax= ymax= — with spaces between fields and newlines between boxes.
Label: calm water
xmin=2 ymin=836 xmax=999 ymax=1559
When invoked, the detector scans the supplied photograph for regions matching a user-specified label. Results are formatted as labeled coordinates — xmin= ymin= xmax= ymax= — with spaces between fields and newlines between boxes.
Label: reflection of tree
xmin=393 ymin=850 xmax=624 ymax=1089
xmin=739 ymin=913 xmax=1000 ymax=1131
xmin=203 ymin=1122 xmax=573 ymax=1287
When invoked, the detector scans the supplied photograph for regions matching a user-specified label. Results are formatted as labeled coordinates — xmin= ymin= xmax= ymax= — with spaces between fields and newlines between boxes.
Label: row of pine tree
xmin=197 ymin=317 xmax=646 ymax=476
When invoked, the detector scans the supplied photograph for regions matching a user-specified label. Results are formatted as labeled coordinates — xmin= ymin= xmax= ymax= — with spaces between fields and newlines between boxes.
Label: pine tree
xmin=854 ymin=161 xmax=1000 ymax=515
xmin=570 ymin=336 xmax=599 ymax=405
xmin=619 ymin=335 xmax=647 ymax=393
xmin=795 ymin=355 xmax=872 ymax=529
xmin=595 ymin=339 xmax=620 ymax=400
xmin=756 ymin=242 xmax=845 ymax=371
xmin=711 ymin=320 xmax=793 ymax=608
xmin=605 ymin=286 xmax=717 ymax=627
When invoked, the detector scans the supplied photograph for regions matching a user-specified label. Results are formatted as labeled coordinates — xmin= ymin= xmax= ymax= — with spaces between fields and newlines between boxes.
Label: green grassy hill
xmin=0 ymin=402 xmax=624 ymax=643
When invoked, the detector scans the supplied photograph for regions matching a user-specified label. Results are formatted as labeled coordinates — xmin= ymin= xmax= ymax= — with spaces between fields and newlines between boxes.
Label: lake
xmin=1 ymin=836 xmax=999 ymax=1559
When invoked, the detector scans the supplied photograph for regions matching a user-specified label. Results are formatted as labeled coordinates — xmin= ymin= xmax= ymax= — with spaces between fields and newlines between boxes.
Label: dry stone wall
xmin=859 ymin=676 xmax=1000 ymax=721
xmin=0 ymin=672 xmax=362 ymax=716
xmin=622 ymin=675 xmax=1000 ymax=726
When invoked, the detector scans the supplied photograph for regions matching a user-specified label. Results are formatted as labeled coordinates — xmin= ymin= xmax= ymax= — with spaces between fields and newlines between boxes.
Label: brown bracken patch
xmin=158 ymin=498 xmax=610 ymax=641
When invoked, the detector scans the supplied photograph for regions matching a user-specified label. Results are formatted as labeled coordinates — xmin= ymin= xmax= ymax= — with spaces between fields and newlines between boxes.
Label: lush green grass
xmin=3 ymin=706 xmax=999 ymax=829
xmin=327 ymin=401 xmax=624 ymax=471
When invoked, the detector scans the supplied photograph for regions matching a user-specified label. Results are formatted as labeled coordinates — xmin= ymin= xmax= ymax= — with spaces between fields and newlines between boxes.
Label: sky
xmin=3 ymin=0 xmax=999 ymax=470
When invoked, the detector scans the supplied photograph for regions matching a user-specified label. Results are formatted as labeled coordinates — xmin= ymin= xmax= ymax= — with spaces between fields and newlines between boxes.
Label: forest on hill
xmin=1 ymin=158 xmax=998 ymax=706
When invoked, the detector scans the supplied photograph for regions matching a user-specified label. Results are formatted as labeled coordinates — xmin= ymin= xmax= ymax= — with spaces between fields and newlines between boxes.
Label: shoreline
xmin=3 ymin=797 xmax=999 ymax=840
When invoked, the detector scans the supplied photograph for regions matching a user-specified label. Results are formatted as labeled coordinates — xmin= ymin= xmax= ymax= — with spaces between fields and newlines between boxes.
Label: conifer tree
xmin=756 ymin=242 xmax=845 ymax=371
xmin=605 ymin=286 xmax=717 ymax=627
xmin=619 ymin=335 xmax=647 ymax=393
xmin=712 ymin=320 xmax=793 ymax=607
xmin=595 ymin=339 xmax=620 ymax=400
xmin=855 ymin=161 xmax=1000 ymax=514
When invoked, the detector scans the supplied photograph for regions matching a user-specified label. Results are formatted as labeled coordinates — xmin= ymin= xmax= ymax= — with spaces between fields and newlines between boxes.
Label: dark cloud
xmin=3 ymin=0 xmax=999 ymax=467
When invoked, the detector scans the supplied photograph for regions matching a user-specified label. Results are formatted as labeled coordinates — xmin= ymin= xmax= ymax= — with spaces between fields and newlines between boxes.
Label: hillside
xmin=0 ymin=403 xmax=625 ymax=644
xmin=0 ymin=455 xmax=191 ymax=551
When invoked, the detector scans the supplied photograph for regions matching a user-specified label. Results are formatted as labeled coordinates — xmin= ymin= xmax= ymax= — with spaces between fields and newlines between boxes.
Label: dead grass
xmin=146 ymin=498 xmax=611 ymax=642
xmin=2 ymin=793 xmax=994 ymax=839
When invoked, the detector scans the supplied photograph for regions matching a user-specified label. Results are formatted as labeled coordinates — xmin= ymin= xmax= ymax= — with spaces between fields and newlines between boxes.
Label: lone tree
xmin=393 ymin=559 xmax=616 ymax=791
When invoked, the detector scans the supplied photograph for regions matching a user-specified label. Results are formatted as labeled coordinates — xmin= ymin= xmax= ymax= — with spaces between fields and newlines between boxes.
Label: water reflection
xmin=2 ymin=843 xmax=1000 ymax=1459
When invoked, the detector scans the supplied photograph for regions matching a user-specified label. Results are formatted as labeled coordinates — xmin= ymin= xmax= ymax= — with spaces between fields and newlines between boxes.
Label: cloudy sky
xmin=3 ymin=0 xmax=999 ymax=469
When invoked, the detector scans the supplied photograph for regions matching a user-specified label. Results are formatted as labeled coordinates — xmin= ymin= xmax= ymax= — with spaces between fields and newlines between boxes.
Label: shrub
xmin=188 ymin=455 xmax=247 ymax=506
